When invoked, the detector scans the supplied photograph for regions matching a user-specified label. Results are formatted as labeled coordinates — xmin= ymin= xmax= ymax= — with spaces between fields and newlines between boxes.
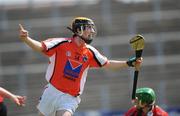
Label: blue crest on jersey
xmin=64 ymin=59 xmax=82 ymax=78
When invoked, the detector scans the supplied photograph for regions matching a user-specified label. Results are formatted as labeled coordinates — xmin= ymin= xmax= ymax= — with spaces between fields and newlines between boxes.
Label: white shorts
xmin=37 ymin=84 xmax=81 ymax=116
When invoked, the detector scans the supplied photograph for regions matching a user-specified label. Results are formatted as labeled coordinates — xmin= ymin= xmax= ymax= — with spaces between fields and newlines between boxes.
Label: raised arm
xmin=0 ymin=87 xmax=26 ymax=106
xmin=19 ymin=24 xmax=43 ymax=52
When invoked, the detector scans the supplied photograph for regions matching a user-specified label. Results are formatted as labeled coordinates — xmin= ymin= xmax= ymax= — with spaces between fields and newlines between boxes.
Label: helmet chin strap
xmin=80 ymin=36 xmax=93 ymax=44
xmin=67 ymin=26 xmax=93 ymax=44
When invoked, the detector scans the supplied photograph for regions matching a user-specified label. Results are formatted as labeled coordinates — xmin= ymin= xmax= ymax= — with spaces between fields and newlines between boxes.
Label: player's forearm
xmin=105 ymin=60 xmax=129 ymax=70
xmin=22 ymin=37 xmax=43 ymax=52
xmin=0 ymin=87 xmax=15 ymax=99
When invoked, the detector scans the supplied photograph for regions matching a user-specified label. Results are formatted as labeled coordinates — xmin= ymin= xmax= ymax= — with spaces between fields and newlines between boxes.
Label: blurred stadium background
xmin=0 ymin=0 xmax=180 ymax=116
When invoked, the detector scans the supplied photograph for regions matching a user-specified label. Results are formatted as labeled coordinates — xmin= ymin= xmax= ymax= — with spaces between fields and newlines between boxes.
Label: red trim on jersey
xmin=125 ymin=105 xmax=169 ymax=116
xmin=41 ymin=41 xmax=47 ymax=53
xmin=102 ymin=60 xmax=109 ymax=67
xmin=0 ymin=96 xmax=4 ymax=103
xmin=49 ymin=51 xmax=57 ymax=83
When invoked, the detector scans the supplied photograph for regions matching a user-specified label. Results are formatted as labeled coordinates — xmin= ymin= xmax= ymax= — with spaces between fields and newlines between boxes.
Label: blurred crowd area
xmin=0 ymin=0 xmax=180 ymax=116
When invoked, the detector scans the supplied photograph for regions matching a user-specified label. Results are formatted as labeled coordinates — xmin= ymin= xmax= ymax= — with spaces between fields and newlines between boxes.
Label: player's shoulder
xmin=86 ymin=44 xmax=96 ymax=49
xmin=45 ymin=37 xmax=71 ymax=42
xmin=154 ymin=105 xmax=169 ymax=116
xmin=86 ymin=44 xmax=100 ymax=53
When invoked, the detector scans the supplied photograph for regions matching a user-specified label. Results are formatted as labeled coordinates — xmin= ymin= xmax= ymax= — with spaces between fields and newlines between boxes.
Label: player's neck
xmin=74 ymin=36 xmax=85 ymax=47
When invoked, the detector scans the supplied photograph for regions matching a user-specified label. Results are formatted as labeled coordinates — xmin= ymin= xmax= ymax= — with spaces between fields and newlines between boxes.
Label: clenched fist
xmin=19 ymin=24 xmax=29 ymax=41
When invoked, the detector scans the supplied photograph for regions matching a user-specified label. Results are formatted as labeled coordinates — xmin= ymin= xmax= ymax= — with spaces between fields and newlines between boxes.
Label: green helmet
xmin=136 ymin=87 xmax=156 ymax=105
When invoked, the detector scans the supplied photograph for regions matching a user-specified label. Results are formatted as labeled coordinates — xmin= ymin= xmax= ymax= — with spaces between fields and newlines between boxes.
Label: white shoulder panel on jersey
xmin=43 ymin=38 xmax=71 ymax=51
xmin=86 ymin=45 xmax=108 ymax=66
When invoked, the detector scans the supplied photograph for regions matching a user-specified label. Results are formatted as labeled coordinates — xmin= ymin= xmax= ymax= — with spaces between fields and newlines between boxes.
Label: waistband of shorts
xmin=48 ymin=83 xmax=64 ymax=95
xmin=48 ymin=83 xmax=80 ymax=97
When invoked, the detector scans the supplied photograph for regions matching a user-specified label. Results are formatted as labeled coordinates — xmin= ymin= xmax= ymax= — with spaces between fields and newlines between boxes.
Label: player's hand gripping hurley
xmin=129 ymin=35 xmax=145 ymax=101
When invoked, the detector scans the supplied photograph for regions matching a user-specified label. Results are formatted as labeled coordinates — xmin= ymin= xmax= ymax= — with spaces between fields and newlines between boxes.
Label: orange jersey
xmin=42 ymin=37 xmax=108 ymax=96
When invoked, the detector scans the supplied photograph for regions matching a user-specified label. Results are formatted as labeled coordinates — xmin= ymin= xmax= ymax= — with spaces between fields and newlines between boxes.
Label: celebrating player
xmin=19 ymin=17 xmax=142 ymax=116
xmin=125 ymin=87 xmax=168 ymax=116
xmin=0 ymin=87 xmax=26 ymax=116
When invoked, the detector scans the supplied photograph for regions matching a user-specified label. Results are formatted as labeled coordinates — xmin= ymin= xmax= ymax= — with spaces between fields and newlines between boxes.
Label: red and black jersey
xmin=125 ymin=105 xmax=168 ymax=116
xmin=0 ymin=96 xmax=3 ymax=103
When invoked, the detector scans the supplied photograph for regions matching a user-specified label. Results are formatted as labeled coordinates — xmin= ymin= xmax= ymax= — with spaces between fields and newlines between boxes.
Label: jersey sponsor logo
xmin=63 ymin=59 xmax=82 ymax=79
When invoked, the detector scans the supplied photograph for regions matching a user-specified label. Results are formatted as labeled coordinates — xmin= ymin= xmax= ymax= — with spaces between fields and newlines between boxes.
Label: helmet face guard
xmin=67 ymin=17 xmax=96 ymax=44
xmin=136 ymin=88 xmax=156 ymax=106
